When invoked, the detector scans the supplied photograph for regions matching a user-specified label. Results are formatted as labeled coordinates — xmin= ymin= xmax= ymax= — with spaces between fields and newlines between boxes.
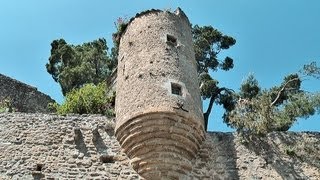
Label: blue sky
xmin=0 ymin=1 xmax=319 ymax=131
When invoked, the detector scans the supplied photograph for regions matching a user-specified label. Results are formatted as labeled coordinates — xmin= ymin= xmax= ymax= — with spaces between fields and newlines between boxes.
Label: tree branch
xmin=203 ymin=87 xmax=234 ymax=131
xmin=270 ymin=77 xmax=299 ymax=107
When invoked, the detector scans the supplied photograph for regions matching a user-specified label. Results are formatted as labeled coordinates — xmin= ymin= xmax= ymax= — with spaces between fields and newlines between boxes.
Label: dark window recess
xmin=100 ymin=155 xmax=115 ymax=163
xmin=167 ymin=34 xmax=177 ymax=46
xmin=171 ymin=83 xmax=182 ymax=96
xmin=36 ymin=164 xmax=43 ymax=171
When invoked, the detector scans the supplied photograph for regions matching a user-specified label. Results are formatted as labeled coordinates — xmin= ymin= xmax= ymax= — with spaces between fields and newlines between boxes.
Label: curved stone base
xmin=115 ymin=112 xmax=205 ymax=179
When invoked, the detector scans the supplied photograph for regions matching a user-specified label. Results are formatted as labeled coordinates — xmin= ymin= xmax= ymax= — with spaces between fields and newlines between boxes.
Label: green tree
xmin=46 ymin=38 xmax=116 ymax=95
xmin=111 ymin=17 xmax=128 ymax=65
xmin=49 ymin=83 xmax=115 ymax=116
xmin=225 ymin=65 xmax=320 ymax=135
xmin=192 ymin=25 xmax=236 ymax=130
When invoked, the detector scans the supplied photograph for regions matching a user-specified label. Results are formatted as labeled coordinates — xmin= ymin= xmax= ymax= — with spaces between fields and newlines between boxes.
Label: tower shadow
xmin=192 ymin=132 xmax=239 ymax=179
xmin=241 ymin=131 xmax=318 ymax=179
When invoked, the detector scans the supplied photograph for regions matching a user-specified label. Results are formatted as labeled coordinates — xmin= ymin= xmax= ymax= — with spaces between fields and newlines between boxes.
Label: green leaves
xmin=221 ymin=35 xmax=236 ymax=49
xmin=0 ymin=98 xmax=15 ymax=113
xmin=192 ymin=25 xmax=236 ymax=74
xmin=46 ymin=38 xmax=116 ymax=95
xmin=192 ymin=23 xmax=318 ymax=134
xmin=199 ymin=73 xmax=219 ymax=99
xmin=301 ymin=61 xmax=320 ymax=79
xmin=225 ymin=72 xmax=320 ymax=135
xmin=240 ymin=73 xmax=260 ymax=100
xmin=51 ymin=83 xmax=115 ymax=116
xmin=221 ymin=56 xmax=234 ymax=71
xmin=193 ymin=25 xmax=236 ymax=131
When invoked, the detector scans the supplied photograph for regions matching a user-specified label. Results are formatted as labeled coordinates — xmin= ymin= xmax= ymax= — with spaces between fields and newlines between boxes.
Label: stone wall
xmin=0 ymin=73 xmax=55 ymax=113
xmin=0 ymin=113 xmax=319 ymax=179
xmin=192 ymin=132 xmax=320 ymax=179
xmin=0 ymin=113 xmax=139 ymax=179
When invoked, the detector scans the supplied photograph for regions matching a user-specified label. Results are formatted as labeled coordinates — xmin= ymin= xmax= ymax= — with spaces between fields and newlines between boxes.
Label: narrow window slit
xmin=36 ymin=164 xmax=43 ymax=171
xmin=167 ymin=34 xmax=177 ymax=46
xmin=171 ymin=83 xmax=182 ymax=96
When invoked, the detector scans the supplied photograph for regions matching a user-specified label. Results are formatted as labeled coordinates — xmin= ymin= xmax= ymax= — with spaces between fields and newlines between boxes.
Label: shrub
xmin=51 ymin=83 xmax=115 ymax=116
xmin=284 ymin=145 xmax=296 ymax=156
xmin=0 ymin=98 xmax=15 ymax=113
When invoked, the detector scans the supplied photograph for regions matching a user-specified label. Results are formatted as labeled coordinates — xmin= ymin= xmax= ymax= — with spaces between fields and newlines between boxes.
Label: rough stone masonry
xmin=0 ymin=113 xmax=319 ymax=179
xmin=0 ymin=73 xmax=55 ymax=113
xmin=0 ymin=7 xmax=320 ymax=180
xmin=115 ymin=8 xmax=205 ymax=179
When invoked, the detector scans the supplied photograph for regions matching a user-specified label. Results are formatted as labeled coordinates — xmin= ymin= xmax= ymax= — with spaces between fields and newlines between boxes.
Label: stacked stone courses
xmin=0 ymin=113 xmax=140 ymax=179
xmin=0 ymin=113 xmax=319 ymax=179
xmin=0 ymin=73 xmax=55 ymax=113
xmin=1 ymin=7 xmax=320 ymax=180
xmin=115 ymin=8 xmax=205 ymax=179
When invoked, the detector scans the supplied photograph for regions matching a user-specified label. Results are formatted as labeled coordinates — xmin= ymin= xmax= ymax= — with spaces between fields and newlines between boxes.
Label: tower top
xmin=114 ymin=8 xmax=191 ymax=46
xmin=128 ymin=7 xmax=190 ymax=25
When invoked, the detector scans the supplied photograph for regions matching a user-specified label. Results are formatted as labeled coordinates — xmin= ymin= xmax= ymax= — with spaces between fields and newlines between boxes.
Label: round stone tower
xmin=115 ymin=8 xmax=205 ymax=179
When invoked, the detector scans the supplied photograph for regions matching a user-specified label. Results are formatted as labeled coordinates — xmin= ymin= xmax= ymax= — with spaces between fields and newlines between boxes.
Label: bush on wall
xmin=49 ymin=83 xmax=115 ymax=116
xmin=0 ymin=98 xmax=15 ymax=113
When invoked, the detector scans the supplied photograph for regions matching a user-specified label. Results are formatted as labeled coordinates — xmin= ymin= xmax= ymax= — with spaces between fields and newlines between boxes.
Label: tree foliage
xmin=192 ymin=25 xmax=236 ymax=130
xmin=192 ymin=24 xmax=320 ymax=134
xmin=224 ymin=71 xmax=320 ymax=135
xmin=301 ymin=61 xmax=320 ymax=79
xmin=49 ymin=83 xmax=115 ymax=116
xmin=111 ymin=17 xmax=129 ymax=65
xmin=46 ymin=38 xmax=116 ymax=95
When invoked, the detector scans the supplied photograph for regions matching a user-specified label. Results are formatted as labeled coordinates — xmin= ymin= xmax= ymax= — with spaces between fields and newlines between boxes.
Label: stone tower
xmin=115 ymin=8 xmax=205 ymax=179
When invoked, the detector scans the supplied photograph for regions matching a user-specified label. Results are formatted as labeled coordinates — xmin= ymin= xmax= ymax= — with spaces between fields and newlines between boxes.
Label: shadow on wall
xmin=74 ymin=125 xmax=115 ymax=159
xmin=192 ymin=132 xmax=239 ymax=179
xmin=92 ymin=127 xmax=108 ymax=154
xmin=242 ymin=131 xmax=320 ymax=179
xmin=74 ymin=127 xmax=89 ymax=157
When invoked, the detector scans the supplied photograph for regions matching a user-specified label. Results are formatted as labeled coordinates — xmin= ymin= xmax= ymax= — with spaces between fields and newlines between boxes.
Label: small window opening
xmin=171 ymin=83 xmax=182 ymax=96
xmin=36 ymin=164 xmax=43 ymax=171
xmin=100 ymin=155 xmax=115 ymax=163
xmin=167 ymin=34 xmax=177 ymax=46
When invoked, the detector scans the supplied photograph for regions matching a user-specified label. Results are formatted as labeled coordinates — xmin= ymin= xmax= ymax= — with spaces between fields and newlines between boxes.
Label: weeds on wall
xmin=112 ymin=17 xmax=129 ymax=48
xmin=48 ymin=83 xmax=115 ymax=117
xmin=0 ymin=98 xmax=15 ymax=113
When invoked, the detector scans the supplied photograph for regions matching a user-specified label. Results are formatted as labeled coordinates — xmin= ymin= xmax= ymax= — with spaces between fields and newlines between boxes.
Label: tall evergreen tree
xmin=192 ymin=25 xmax=236 ymax=130
xmin=224 ymin=64 xmax=320 ymax=135
xmin=46 ymin=38 xmax=116 ymax=95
